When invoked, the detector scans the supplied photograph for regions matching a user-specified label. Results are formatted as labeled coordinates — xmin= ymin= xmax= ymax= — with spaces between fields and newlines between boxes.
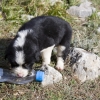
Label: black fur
xmin=5 ymin=16 xmax=72 ymax=72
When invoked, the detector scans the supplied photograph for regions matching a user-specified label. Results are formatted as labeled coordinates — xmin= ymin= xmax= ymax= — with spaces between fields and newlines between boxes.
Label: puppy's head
xmin=5 ymin=30 xmax=40 ymax=77
xmin=5 ymin=46 xmax=35 ymax=77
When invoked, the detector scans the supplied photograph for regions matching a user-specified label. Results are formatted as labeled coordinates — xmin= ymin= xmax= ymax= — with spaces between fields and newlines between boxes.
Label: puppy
xmin=5 ymin=16 xmax=72 ymax=77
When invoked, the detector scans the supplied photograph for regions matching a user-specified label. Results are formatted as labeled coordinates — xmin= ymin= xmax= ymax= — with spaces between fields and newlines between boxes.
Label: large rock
xmin=66 ymin=48 xmax=100 ymax=82
xmin=67 ymin=1 xmax=96 ymax=18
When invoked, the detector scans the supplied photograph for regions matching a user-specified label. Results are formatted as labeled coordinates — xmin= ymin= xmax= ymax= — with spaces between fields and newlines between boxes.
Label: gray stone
xmin=67 ymin=1 xmax=96 ymax=18
xmin=66 ymin=48 xmax=100 ymax=82
xmin=41 ymin=65 xmax=62 ymax=87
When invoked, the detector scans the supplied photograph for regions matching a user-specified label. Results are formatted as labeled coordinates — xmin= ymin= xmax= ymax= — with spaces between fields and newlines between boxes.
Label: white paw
xmin=56 ymin=57 xmax=64 ymax=71
xmin=56 ymin=58 xmax=64 ymax=71
xmin=56 ymin=64 xmax=64 ymax=71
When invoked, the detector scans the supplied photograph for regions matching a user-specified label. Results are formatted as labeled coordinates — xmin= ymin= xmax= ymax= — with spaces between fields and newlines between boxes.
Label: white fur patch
xmin=56 ymin=57 xmax=64 ymax=70
xmin=13 ymin=66 xmax=29 ymax=77
xmin=14 ymin=30 xmax=32 ymax=47
xmin=56 ymin=45 xmax=66 ymax=70
xmin=15 ymin=51 xmax=24 ymax=65
xmin=14 ymin=30 xmax=33 ymax=70
xmin=57 ymin=45 xmax=66 ymax=56
xmin=40 ymin=45 xmax=55 ymax=65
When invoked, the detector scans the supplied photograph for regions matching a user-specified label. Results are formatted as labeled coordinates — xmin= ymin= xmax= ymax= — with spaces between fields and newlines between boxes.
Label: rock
xmin=66 ymin=48 xmax=100 ymax=82
xmin=97 ymin=12 xmax=100 ymax=16
xmin=97 ymin=27 xmax=100 ymax=33
xmin=21 ymin=14 xmax=34 ymax=21
xmin=67 ymin=1 xmax=96 ymax=18
xmin=40 ymin=65 xmax=62 ymax=87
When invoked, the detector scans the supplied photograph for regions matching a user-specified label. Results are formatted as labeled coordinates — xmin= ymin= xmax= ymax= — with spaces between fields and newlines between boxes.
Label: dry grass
xmin=0 ymin=0 xmax=100 ymax=99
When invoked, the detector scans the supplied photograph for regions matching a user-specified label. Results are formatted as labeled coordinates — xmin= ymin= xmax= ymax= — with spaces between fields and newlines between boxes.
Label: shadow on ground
xmin=0 ymin=38 xmax=12 ymax=69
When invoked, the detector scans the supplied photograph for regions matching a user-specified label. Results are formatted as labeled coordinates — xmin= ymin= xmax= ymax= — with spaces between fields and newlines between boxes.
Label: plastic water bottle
xmin=0 ymin=68 xmax=44 ymax=84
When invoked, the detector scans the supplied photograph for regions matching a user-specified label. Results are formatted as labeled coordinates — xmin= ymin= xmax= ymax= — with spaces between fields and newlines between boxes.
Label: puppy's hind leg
xmin=56 ymin=45 xmax=66 ymax=70
xmin=40 ymin=45 xmax=55 ymax=66
xmin=56 ymin=27 xmax=72 ymax=70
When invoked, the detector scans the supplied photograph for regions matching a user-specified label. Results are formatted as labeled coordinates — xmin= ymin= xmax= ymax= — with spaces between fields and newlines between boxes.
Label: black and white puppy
xmin=5 ymin=16 xmax=72 ymax=77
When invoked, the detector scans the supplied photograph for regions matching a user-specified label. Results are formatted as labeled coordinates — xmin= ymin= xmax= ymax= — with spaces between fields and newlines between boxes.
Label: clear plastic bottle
xmin=0 ymin=68 xmax=44 ymax=84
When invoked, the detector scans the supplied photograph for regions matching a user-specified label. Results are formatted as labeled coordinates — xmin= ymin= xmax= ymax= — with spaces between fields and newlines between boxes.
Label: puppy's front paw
xmin=56 ymin=57 xmax=64 ymax=71
xmin=56 ymin=62 xmax=64 ymax=71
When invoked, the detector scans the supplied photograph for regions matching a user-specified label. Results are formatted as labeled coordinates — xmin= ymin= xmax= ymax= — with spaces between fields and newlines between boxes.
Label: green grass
xmin=1 ymin=0 xmax=72 ymax=23
xmin=0 ymin=0 xmax=100 ymax=99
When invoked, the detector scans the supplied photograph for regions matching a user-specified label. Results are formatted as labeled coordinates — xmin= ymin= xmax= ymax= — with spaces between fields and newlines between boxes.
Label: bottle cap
xmin=36 ymin=71 xmax=44 ymax=82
